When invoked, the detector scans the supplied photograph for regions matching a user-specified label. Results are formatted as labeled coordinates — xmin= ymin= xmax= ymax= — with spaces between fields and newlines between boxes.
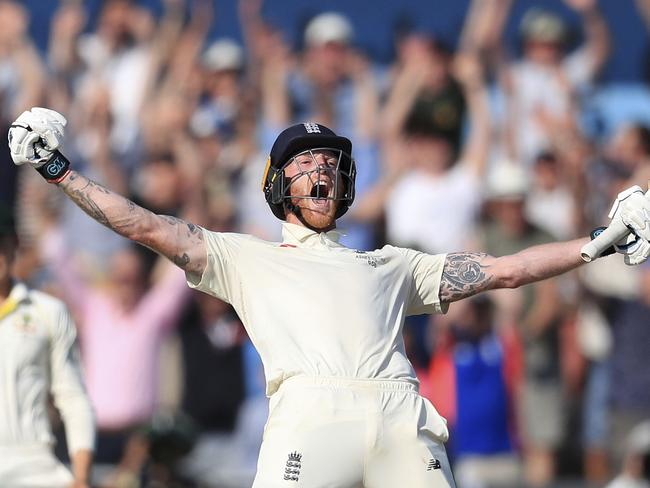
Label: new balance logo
xmin=427 ymin=458 xmax=441 ymax=471
xmin=283 ymin=451 xmax=302 ymax=481
xmin=303 ymin=122 xmax=321 ymax=133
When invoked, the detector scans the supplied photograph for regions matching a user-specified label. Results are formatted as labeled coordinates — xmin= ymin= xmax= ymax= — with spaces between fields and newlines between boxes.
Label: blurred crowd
xmin=1 ymin=0 xmax=650 ymax=487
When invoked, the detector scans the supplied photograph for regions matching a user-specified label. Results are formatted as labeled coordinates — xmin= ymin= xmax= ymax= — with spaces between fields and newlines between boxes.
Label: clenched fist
xmin=8 ymin=107 xmax=71 ymax=183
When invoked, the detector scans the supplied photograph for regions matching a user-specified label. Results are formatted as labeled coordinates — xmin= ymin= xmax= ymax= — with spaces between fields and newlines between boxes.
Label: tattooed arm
xmin=439 ymin=238 xmax=589 ymax=303
xmin=57 ymin=171 xmax=206 ymax=276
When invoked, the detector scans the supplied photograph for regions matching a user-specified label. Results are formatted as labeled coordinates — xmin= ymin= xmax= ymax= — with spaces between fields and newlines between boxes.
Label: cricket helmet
xmin=262 ymin=123 xmax=356 ymax=220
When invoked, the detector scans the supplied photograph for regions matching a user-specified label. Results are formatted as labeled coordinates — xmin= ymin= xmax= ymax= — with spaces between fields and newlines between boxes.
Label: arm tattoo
xmin=172 ymin=253 xmax=190 ymax=267
xmin=440 ymin=252 xmax=494 ymax=303
xmin=60 ymin=172 xmax=205 ymax=273
xmin=66 ymin=180 xmax=113 ymax=227
xmin=161 ymin=215 xmax=204 ymax=241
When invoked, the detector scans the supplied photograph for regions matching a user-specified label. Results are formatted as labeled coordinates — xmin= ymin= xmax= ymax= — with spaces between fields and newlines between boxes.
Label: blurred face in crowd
xmin=108 ymin=249 xmax=146 ymax=310
xmin=524 ymin=40 xmax=563 ymax=66
xmin=195 ymin=291 xmax=230 ymax=323
xmin=408 ymin=134 xmax=454 ymax=174
xmin=399 ymin=34 xmax=450 ymax=91
xmin=205 ymin=69 xmax=241 ymax=100
xmin=0 ymin=1 xmax=27 ymax=57
xmin=0 ymin=236 xmax=16 ymax=290
xmin=533 ymin=154 xmax=561 ymax=192
xmin=98 ymin=0 xmax=134 ymax=48
xmin=488 ymin=197 xmax=527 ymax=236
xmin=305 ymin=41 xmax=349 ymax=87
xmin=137 ymin=157 xmax=181 ymax=213
xmin=606 ymin=124 xmax=650 ymax=170
xmin=452 ymin=297 xmax=495 ymax=340
xmin=283 ymin=149 xmax=341 ymax=231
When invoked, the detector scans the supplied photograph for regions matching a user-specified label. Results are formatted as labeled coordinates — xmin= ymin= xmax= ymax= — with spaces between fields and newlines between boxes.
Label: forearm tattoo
xmin=65 ymin=175 xmax=112 ymax=226
xmin=160 ymin=215 xmax=203 ymax=268
xmin=60 ymin=172 xmax=204 ymax=273
xmin=440 ymin=252 xmax=494 ymax=303
xmin=63 ymin=173 xmax=147 ymax=233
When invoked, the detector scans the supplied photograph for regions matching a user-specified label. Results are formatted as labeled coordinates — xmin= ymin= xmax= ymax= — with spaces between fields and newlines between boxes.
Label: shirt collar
xmin=0 ymin=282 xmax=29 ymax=321
xmin=8 ymin=282 xmax=29 ymax=303
xmin=281 ymin=222 xmax=345 ymax=248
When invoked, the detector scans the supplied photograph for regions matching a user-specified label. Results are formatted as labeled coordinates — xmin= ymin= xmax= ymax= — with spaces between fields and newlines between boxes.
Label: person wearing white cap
xmin=465 ymin=0 xmax=610 ymax=164
xmin=304 ymin=12 xmax=353 ymax=47
xmin=482 ymin=160 xmax=567 ymax=488
xmin=192 ymin=38 xmax=246 ymax=142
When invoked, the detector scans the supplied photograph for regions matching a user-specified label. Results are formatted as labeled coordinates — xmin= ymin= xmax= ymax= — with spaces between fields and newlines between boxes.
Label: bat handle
xmin=580 ymin=219 xmax=630 ymax=262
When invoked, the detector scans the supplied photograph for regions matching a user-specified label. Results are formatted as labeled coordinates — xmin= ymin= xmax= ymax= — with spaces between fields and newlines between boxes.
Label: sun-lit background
xmin=1 ymin=0 xmax=649 ymax=487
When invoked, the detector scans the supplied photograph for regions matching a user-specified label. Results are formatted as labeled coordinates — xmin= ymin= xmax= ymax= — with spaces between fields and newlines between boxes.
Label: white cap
xmin=520 ymin=8 xmax=567 ymax=43
xmin=202 ymin=38 xmax=244 ymax=72
xmin=486 ymin=160 xmax=529 ymax=200
xmin=304 ymin=12 xmax=353 ymax=47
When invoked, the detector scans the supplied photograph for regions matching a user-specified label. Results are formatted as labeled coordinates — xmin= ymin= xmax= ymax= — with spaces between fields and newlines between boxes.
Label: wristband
xmin=36 ymin=151 xmax=71 ymax=183
xmin=590 ymin=226 xmax=616 ymax=257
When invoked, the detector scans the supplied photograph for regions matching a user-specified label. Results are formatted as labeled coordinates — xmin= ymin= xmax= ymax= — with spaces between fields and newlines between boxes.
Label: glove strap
xmin=590 ymin=226 xmax=616 ymax=257
xmin=36 ymin=151 xmax=71 ymax=183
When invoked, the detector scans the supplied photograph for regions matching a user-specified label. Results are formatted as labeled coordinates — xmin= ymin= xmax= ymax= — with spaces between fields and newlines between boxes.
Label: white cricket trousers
xmin=0 ymin=444 xmax=73 ymax=487
xmin=253 ymin=376 xmax=456 ymax=488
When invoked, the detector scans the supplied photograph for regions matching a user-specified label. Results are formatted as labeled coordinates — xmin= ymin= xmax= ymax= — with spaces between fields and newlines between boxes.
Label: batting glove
xmin=8 ymin=107 xmax=71 ymax=183
xmin=608 ymin=185 xmax=650 ymax=265
xmin=614 ymin=232 xmax=650 ymax=266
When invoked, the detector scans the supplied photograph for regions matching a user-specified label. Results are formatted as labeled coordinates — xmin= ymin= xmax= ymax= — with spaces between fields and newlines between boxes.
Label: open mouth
xmin=310 ymin=183 xmax=330 ymax=204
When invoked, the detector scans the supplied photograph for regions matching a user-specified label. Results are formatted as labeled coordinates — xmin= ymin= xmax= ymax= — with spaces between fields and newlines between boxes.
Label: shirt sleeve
xmin=185 ymin=228 xmax=245 ymax=304
xmin=395 ymin=247 xmax=449 ymax=316
xmin=48 ymin=302 xmax=95 ymax=455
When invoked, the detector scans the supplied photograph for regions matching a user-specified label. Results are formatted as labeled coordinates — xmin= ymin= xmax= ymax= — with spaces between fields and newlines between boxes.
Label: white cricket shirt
xmin=187 ymin=222 xmax=448 ymax=396
xmin=0 ymin=283 xmax=94 ymax=454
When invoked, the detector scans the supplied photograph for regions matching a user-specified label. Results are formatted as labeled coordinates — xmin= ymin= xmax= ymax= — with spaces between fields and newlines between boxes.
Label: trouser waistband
xmin=280 ymin=375 xmax=419 ymax=393
xmin=0 ymin=443 xmax=53 ymax=455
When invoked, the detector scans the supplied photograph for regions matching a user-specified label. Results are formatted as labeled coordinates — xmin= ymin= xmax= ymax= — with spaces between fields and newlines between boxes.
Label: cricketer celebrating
xmin=0 ymin=204 xmax=94 ymax=488
xmin=8 ymin=108 xmax=650 ymax=487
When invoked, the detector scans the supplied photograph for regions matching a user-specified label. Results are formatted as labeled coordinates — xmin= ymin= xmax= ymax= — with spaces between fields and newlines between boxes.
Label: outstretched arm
xmin=439 ymin=238 xmax=588 ymax=303
xmin=58 ymin=170 xmax=207 ymax=276
xmin=8 ymin=108 xmax=207 ymax=276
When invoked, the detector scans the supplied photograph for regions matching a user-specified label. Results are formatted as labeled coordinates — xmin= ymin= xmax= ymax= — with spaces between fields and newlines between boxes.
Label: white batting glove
xmin=8 ymin=107 xmax=71 ymax=183
xmin=608 ymin=185 xmax=650 ymax=265
xmin=8 ymin=107 xmax=67 ymax=167
xmin=613 ymin=232 xmax=650 ymax=265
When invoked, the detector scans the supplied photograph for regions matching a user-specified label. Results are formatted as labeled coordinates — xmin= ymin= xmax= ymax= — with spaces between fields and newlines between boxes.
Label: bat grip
xmin=580 ymin=219 xmax=630 ymax=262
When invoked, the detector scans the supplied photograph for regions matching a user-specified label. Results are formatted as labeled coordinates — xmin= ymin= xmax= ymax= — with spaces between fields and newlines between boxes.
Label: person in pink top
xmin=39 ymin=227 xmax=190 ymax=464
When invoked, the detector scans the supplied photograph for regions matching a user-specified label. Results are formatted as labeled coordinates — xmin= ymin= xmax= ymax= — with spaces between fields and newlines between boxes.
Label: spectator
xmin=525 ymin=151 xmax=578 ymax=240
xmin=0 ymin=0 xmax=44 ymax=209
xmin=603 ymin=264 xmax=650 ymax=470
xmin=378 ymin=51 xmax=490 ymax=253
xmin=428 ymin=296 xmax=523 ymax=488
xmin=500 ymin=0 xmax=610 ymax=163
xmin=480 ymin=161 xmax=566 ymax=487
xmin=39 ymin=228 xmax=190 ymax=467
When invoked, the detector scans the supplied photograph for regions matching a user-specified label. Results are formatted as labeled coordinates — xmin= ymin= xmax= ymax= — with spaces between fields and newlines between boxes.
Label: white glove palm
xmin=8 ymin=107 xmax=67 ymax=167
xmin=609 ymin=185 xmax=650 ymax=265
